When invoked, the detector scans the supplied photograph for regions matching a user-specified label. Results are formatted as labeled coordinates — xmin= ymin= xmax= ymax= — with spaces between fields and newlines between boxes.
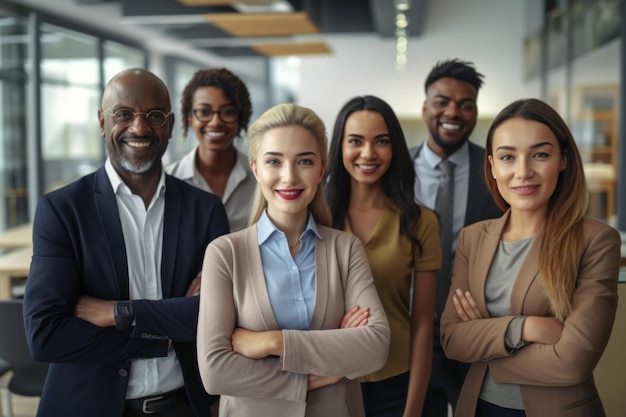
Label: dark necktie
xmin=434 ymin=159 xmax=455 ymax=319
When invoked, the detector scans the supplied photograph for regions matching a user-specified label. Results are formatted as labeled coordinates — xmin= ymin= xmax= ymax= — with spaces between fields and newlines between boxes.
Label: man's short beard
xmin=118 ymin=154 xmax=160 ymax=174
xmin=430 ymin=130 xmax=469 ymax=153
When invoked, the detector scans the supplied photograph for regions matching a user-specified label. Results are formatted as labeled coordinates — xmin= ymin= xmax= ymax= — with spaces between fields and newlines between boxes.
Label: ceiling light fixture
xmin=394 ymin=0 xmax=410 ymax=72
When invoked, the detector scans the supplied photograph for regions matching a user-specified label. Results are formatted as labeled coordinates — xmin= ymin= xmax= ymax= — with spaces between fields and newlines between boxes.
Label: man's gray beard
xmin=118 ymin=154 xmax=160 ymax=174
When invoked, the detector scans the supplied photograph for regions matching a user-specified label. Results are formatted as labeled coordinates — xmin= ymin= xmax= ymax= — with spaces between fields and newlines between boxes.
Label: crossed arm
xmin=452 ymin=289 xmax=563 ymax=345
xmin=74 ymin=273 xmax=202 ymax=327
xmin=230 ymin=305 xmax=371 ymax=390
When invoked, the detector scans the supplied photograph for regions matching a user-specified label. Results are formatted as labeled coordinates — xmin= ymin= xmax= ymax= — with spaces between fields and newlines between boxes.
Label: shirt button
xmin=119 ymin=369 xmax=128 ymax=377
xmin=291 ymin=266 xmax=297 ymax=271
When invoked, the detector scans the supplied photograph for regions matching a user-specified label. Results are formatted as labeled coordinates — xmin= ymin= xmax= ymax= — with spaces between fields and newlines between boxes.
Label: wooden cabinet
xmin=572 ymin=85 xmax=619 ymax=221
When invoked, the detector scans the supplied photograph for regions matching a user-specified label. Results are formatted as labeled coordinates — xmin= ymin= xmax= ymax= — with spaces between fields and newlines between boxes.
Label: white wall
xmin=295 ymin=0 xmax=536 ymax=137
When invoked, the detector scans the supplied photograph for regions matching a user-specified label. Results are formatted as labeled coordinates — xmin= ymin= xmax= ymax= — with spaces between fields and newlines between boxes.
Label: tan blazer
xmin=197 ymin=224 xmax=390 ymax=417
xmin=440 ymin=211 xmax=621 ymax=417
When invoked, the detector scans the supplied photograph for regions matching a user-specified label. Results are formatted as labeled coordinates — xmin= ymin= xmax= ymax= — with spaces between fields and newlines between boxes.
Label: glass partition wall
xmin=0 ymin=5 xmax=147 ymax=233
xmin=40 ymin=24 xmax=101 ymax=193
xmin=0 ymin=12 xmax=28 ymax=229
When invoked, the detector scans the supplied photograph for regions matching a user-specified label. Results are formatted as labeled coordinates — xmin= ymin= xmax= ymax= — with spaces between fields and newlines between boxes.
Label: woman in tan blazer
xmin=440 ymin=98 xmax=621 ymax=417
xmin=197 ymin=103 xmax=390 ymax=417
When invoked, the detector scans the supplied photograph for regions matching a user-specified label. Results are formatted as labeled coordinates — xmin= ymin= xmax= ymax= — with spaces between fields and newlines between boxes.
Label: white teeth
xmin=441 ymin=123 xmax=460 ymax=130
xmin=279 ymin=190 xmax=299 ymax=196
xmin=127 ymin=141 xmax=150 ymax=148
xmin=359 ymin=165 xmax=376 ymax=170
xmin=205 ymin=132 xmax=225 ymax=137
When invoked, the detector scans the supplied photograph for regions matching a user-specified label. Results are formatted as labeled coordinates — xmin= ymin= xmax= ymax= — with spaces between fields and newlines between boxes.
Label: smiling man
xmin=409 ymin=59 xmax=502 ymax=417
xmin=24 ymin=68 xmax=229 ymax=417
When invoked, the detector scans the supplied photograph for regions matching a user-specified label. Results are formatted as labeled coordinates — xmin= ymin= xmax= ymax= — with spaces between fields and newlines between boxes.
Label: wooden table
xmin=0 ymin=245 xmax=32 ymax=300
xmin=0 ymin=223 xmax=32 ymax=249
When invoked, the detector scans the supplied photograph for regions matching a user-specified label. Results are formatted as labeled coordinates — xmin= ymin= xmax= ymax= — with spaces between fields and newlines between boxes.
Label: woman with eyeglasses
xmin=167 ymin=67 xmax=256 ymax=231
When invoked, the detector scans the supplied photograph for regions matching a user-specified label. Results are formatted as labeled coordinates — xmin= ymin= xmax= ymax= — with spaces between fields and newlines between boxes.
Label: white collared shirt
xmin=104 ymin=159 xmax=184 ymax=398
xmin=165 ymin=147 xmax=256 ymax=232
xmin=413 ymin=141 xmax=470 ymax=252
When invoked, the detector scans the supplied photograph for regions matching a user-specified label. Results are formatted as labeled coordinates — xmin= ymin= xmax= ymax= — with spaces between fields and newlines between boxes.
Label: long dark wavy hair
xmin=325 ymin=95 xmax=422 ymax=253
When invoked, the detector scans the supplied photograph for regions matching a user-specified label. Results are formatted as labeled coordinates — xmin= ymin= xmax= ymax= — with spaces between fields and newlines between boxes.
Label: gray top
xmin=479 ymin=237 xmax=535 ymax=410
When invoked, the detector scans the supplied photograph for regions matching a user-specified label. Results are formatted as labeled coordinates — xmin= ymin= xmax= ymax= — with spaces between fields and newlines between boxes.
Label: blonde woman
xmin=197 ymin=103 xmax=390 ymax=417
xmin=440 ymin=98 xmax=621 ymax=417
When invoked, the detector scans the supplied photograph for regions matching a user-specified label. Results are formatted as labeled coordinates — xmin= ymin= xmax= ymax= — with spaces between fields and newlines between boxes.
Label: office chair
xmin=0 ymin=358 xmax=12 ymax=417
xmin=0 ymin=300 xmax=48 ymax=417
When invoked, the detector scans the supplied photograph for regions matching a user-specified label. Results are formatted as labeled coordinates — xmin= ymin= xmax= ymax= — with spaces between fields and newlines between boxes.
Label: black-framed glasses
xmin=103 ymin=109 xmax=171 ymax=128
xmin=191 ymin=106 xmax=238 ymax=124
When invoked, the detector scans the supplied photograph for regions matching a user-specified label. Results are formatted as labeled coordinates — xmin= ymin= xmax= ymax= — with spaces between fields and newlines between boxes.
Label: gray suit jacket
xmin=197 ymin=224 xmax=390 ymax=417
xmin=440 ymin=212 xmax=621 ymax=417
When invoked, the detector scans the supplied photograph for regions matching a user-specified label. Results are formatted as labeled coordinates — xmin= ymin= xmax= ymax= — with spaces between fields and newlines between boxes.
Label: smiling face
xmin=188 ymin=86 xmax=239 ymax=153
xmin=250 ymin=125 xmax=325 ymax=224
xmin=488 ymin=117 xmax=566 ymax=218
xmin=341 ymin=110 xmax=392 ymax=188
xmin=422 ymin=77 xmax=478 ymax=158
xmin=99 ymin=70 xmax=173 ymax=180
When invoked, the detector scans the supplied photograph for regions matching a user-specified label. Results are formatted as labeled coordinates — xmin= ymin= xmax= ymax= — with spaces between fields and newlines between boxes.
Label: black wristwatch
xmin=114 ymin=301 xmax=134 ymax=331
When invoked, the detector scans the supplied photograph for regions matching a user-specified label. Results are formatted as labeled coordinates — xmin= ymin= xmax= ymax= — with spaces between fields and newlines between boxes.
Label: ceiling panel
xmin=177 ymin=0 xmax=275 ymax=5
xmin=205 ymin=12 xmax=319 ymax=37
xmin=251 ymin=41 xmax=331 ymax=56
xmin=72 ymin=0 xmax=430 ymax=57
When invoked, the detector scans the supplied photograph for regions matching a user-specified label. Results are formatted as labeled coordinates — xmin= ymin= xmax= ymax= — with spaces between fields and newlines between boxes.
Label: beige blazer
xmin=197 ymin=224 xmax=390 ymax=417
xmin=440 ymin=211 xmax=621 ymax=417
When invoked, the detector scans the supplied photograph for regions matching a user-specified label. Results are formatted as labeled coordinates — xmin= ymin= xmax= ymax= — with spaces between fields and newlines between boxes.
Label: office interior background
xmin=0 ymin=0 xmax=623 ymax=234
xmin=0 ymin=0 xmax=625 ymax=416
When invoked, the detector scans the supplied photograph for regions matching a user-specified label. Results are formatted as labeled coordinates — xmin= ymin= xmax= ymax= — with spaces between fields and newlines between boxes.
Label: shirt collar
xmin=422 ymin=140 xmax=470 ymax=169
xmin=105 ymin=158 xmax=166 ymax=196
xmin=257 ymin=209 xmax=321 ymax=245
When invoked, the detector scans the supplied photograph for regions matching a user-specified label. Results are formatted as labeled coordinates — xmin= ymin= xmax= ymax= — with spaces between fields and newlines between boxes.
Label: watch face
xmin=117 ymin=302 xmax=133 ymax=315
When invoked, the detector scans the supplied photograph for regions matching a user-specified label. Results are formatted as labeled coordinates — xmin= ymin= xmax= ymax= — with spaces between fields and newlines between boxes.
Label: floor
xmin=0 ymin=372 xmax=40 ymax=417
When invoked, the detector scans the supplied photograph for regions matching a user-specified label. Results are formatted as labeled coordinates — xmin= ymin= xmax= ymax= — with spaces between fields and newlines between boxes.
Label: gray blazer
xmin=197 ymin=224 xmax=391 ymax=417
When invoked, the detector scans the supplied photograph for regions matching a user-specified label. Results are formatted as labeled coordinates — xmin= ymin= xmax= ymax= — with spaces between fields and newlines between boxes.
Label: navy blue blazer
xmin=23 ymin=166 xmax=229 ymax=417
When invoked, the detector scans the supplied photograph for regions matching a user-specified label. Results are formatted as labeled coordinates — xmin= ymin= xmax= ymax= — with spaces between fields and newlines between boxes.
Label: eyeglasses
xmin=191 ymin=106 xmax=238 ymax=124
xmin=103 ymin=109 xmax=171 ymax=128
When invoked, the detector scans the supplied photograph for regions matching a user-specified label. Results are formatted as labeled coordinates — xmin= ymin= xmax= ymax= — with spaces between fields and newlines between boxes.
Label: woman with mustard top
xmin=326 ymin=95 xmax=441 ymax=417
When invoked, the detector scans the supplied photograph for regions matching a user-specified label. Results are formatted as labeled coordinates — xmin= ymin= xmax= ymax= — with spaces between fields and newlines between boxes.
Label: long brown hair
xmin=248 ymin=103 xmax=332 ymax=227
xmin=484 ymin=98 xmax=589 ymax=320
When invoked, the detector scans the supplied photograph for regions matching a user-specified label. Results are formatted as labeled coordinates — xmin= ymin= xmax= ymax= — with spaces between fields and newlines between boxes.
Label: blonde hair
xmin=247 ymin=103 xmax=331 ymax=227
xmin=484 ymin=99 xmax=588 ymax=320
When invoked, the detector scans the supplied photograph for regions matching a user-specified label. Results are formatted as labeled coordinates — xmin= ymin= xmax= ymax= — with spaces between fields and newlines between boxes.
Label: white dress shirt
xmin=105 ymin=159 xmax=184 ymax=398
xmin=166 ymin=147 xmax=256 ymax=232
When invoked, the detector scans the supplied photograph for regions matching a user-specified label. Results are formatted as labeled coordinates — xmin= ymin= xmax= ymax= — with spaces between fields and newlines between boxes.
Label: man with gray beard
xmin=24 ymin=68 xmax=229 ymax=417
xmin=409 ymin=59 xmax=501 ymax=417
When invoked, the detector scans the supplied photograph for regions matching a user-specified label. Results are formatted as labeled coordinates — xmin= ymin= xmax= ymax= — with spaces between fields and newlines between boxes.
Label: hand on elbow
xmin=231 ymin=328 xmax=284 ymax=358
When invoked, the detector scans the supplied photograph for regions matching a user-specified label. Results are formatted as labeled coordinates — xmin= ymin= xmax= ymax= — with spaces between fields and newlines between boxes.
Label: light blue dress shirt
xmin=413 ymin=141 xmax=470 ymax=252
xmin=257 ymin=210 xmax=320 ymax=330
